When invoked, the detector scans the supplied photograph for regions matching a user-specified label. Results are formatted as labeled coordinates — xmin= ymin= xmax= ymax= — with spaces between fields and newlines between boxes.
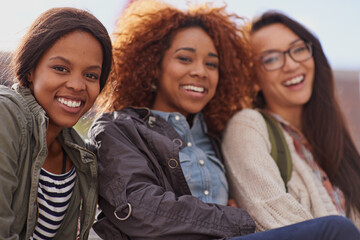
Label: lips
xmin=283 ymin=75 xmax=304 ymax=87
xmin=56 ymin=97 xmax=82 ymax=108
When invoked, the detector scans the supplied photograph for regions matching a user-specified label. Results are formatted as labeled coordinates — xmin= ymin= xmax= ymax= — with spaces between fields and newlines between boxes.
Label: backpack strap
xmin=258 ymin=110 xmax=292 ymax=191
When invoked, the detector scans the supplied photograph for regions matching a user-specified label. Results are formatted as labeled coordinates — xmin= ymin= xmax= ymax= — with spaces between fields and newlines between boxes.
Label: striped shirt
xmin=31 ymin=166 xmax=76 ymax=239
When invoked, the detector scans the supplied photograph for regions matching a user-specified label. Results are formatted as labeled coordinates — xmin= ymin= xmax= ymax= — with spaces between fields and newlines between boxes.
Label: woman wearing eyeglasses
xmin=222 ymin=11 xmax=360 ymax=231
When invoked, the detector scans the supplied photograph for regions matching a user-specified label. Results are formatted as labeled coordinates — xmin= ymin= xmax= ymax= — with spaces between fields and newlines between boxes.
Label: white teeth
xmin=284 ymin=75 xmax=304 ymax=86
xmin=183 ymin=85 xmax=205 ymax=93
xmin=57 ymin=97 xmax=81 ymax=108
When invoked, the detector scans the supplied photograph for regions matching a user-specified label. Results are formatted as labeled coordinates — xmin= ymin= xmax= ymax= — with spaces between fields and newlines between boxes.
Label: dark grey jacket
xmin=89 ymin=107 xmax=255 ymax=240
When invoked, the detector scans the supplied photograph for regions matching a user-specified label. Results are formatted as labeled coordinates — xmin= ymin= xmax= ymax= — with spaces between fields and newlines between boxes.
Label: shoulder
xmin=223 ymin=108 xmax=270 ymax=148
xmin=89 ymin=107 xmax=146 ymax=140
xmin=0 ymin=85 xmax=29 ymax=123
xmin=0 ymin=85 xmax=24 ymax=106
xmin=226 ymin=108 xmax=267 ymax=131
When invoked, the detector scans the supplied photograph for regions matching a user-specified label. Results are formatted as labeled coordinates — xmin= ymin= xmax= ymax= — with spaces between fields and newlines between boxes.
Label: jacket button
xmin=187 ymin=142 xmax=192 ymax=147
xmin=168 ymin=158 xmax=178 ymax=168
xmin=204 ymin=190 xmax=209 ymax=196
xmin=174 ymin=115 xmax=180 ymax=121
xmin=199 ymin=159 xmax=205 ymax=166
xmin=173 ymin=138 xmax=183 ymax=147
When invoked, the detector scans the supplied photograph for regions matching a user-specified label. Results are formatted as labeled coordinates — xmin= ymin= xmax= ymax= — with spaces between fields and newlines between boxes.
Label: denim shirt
xmin=152 ymin=110 xmax=228 ymax=205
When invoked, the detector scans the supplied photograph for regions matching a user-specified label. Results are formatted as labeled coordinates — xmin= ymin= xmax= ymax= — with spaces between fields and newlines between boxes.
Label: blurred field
xmin=74 ymin=116 xmax=93 ymax=139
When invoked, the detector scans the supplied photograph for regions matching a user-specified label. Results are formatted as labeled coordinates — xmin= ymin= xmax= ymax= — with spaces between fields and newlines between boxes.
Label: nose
xmin=66 ymin=74 xmax=86 ymax=91
xmin=190 ymin=61 xmax=208 ymax=79
xmin=282 ymin=53 xmax=300 ymax=72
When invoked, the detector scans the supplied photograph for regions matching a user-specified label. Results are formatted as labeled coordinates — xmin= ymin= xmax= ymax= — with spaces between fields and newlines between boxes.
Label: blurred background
xmin=1 ymin=0 xmax=359 ymax=150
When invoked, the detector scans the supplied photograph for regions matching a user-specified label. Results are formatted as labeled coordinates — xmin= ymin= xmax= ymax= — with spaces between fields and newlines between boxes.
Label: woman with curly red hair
xmin=88 ymin=0 xmax=360 ymax=239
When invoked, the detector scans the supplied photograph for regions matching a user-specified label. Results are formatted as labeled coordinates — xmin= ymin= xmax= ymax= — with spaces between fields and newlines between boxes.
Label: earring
xmin=151 ymin=82 xmax=157 ymax=92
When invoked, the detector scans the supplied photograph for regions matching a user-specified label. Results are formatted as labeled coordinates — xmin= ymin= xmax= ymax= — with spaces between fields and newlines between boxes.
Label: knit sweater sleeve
xmin=221 ymin=109 xmax=313 ymax=231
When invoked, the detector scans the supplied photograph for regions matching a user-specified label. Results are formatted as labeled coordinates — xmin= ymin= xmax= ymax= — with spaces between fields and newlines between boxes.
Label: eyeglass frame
xmin=259 ymin=41 xmax=313 ymax=71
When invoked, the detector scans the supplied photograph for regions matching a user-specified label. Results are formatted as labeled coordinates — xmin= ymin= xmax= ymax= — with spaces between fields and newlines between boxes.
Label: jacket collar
xmin=122 ymin=106 xmax=152 ymax=120
xmin=12 ymin=83 xmax=46 ymax=118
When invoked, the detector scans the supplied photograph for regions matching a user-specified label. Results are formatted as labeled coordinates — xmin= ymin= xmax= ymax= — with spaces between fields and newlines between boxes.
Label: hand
xmin=227 ymin=199 xmax=238 ymax=208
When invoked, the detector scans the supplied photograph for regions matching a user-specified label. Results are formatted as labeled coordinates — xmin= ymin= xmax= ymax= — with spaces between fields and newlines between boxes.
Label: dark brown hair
xmin=251 ymin=10 xmax=360 ymax=215
xmin=96 ymin=0 xmax=254 ymax=135
xmin=11 ymin=7 xmax=112 ymax=91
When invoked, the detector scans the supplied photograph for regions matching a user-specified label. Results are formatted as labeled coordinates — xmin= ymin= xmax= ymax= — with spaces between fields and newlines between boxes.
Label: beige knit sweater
xmin=222 ymin=109 xmax=360 ymax=231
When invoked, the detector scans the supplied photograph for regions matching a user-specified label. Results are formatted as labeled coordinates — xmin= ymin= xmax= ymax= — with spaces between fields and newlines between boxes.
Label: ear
xmin=27 ymin=71 xmax=33 ymax=83
xmin=27 ymin=71 xmax=34 ymax=91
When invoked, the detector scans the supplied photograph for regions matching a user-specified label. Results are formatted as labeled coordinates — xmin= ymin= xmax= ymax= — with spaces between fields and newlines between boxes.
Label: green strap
xmin=258 ymin=110 xmax=292 ymax=190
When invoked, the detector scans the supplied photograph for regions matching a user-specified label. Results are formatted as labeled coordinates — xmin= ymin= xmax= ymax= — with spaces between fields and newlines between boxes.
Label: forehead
xmin=251 ymin=23 xmax=300 ymax=52
xmin=169 ymin=27 xmax=217 ymax=52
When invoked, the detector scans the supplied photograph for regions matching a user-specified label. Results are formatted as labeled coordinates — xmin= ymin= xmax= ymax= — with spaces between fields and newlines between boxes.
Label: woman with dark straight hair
xmin=0 ymin=7 xmax=112 ymax=239
xmin=222 ymin=10 xmax=360 ymax=231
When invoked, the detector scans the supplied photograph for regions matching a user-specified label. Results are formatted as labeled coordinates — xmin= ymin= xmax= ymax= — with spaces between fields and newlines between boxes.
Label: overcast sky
xmin=1 ymin=0 xmax=359 ymax=71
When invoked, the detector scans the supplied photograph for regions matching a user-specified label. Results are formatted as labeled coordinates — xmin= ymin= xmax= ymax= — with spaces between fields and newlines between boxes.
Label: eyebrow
xmin=175 ymin=47 xmax=219 ymax=58
xmin=261 ymin=38 xmax=304 ymax=55
xmin=49 ymin=56 xmax=102 ymax=70
xmin=290 ymin=38 xmax=303 ymax=45
xmin=49 ymin=56 xmax=71 ymax=65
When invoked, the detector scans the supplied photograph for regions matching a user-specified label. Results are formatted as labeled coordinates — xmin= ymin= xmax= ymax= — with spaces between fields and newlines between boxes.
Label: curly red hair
xmin=96 ymin=0 xmax=255 ymax=135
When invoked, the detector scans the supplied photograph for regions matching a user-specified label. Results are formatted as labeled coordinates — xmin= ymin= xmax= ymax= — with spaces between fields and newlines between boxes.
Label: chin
xmin=61 ymin=120 xmax=80 ymax=129
xmin=186 ymin=109 xmax=203 ymax=115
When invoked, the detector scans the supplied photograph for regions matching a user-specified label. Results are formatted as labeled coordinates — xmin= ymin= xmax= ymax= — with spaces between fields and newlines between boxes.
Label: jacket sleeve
xmin=0 ymin=96 xmax=25 ymax=240
xmin=89 ymin=114 xmax=255 ymax=240
xmin=221 ymin=109 xmax=314 ymax=231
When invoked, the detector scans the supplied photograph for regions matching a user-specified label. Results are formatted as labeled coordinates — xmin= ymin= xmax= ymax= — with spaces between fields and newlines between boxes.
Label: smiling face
xmin=152 ymin=27 xmax=219 ymax=117
xmin=252 ymin=23 xmax=315 ymax=116
xmin=28 ymin=30 xmax=103 ymax=131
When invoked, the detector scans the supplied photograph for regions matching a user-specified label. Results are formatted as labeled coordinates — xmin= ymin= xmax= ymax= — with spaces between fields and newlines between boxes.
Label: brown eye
xmin=85 ymin=73 xmax=99 ymax=81
xmin=53 ymin=66 xmax=68 ymax=72
xmin=206 ymin=62 xmax=218 ymax=69
xmin=178 ymin=56 xmax=192 ymax=63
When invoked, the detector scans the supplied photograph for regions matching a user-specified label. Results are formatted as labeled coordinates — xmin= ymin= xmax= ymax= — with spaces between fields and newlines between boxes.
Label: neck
xmin=46 ymin=123 xmax=63 ymax=149
xmin=266 ymin=105 xmax=303 ymax=130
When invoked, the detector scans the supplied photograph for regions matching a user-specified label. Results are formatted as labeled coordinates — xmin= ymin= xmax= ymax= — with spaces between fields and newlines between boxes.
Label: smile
xmin=182 ymin=85 xmax=206 ymax=93
xmin=283 ymin=75 xmax=304 ymax=86
xmin=56 ymin=97 xmax=82 ymax=108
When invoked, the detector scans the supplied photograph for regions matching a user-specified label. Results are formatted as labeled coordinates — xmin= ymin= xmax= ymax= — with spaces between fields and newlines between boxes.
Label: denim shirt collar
xmin=151 ymin=110 xmax=208 ymax=135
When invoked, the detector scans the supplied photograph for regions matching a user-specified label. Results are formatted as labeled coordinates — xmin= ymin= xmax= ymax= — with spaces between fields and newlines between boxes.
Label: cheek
xmin=88 ymin=84 xmax=101 ymax=104
xmin=210 ymin=72 xmax=219 ymax=89
xmin=257 ymin=69 xmax=279 ymax=90
xmin=257 ymin=75 xmax=269 ymax=91
xmin=306 ymin=59 xmax=315 ymax=76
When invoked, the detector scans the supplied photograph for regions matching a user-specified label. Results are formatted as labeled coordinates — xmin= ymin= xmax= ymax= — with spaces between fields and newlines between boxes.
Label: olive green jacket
xmin=0 ymin=84 xmax=98 ymax=240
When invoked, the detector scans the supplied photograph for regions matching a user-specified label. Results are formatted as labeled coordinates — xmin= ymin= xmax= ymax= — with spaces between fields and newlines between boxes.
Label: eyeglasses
xmin=259 ymin=42 xmax=313 ymax=71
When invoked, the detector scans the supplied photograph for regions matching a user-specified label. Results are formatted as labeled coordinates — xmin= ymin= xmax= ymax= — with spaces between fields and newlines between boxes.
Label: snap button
xmin=172 ymin=138 xmax=183 ymax=147
xmin=204 ymin=190 xmax=209 ymax=196
xmin=168 ymin=158 xmax=178 ymax=168
xmin=199 ymin=159 xmax=205 ymax=166
xmin=187 ymin=142 xmax=192 ymax=147
xmin=148 ymin=116 xmax=156 ymax=127
xmin=174 ymin=115 xmax=180 ymax=121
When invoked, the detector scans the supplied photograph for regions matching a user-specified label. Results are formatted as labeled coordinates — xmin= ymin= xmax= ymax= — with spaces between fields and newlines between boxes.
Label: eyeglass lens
xmin=261 ymin=42 xmax=312 ymax=71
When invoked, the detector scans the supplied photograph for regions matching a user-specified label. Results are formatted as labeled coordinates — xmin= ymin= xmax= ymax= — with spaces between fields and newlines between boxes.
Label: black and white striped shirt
xmin=31 ymin=167 xmax=76 ymax=239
